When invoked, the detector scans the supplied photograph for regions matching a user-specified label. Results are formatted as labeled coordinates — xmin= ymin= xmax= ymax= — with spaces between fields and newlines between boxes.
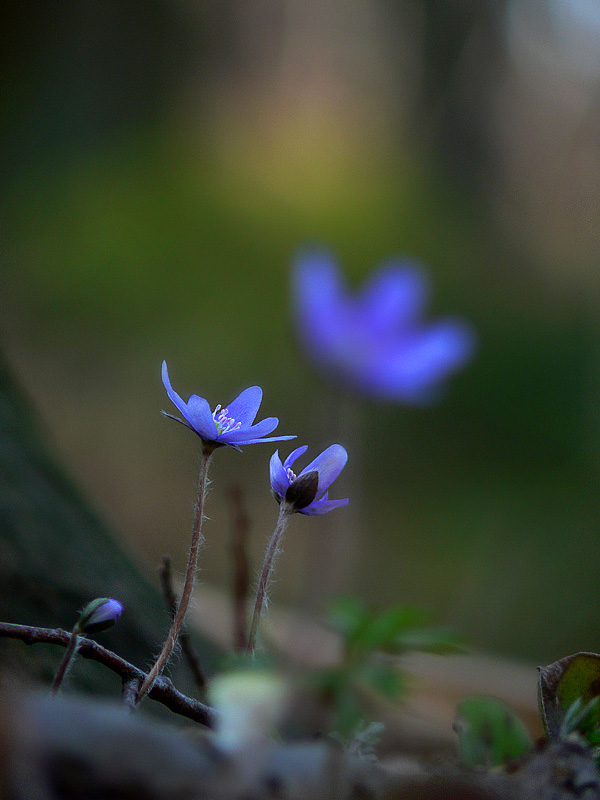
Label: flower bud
xmin=76 ymin=598 xmax=123 ymax=634
xmin=284 ymin=470 xmax=319 ymax=512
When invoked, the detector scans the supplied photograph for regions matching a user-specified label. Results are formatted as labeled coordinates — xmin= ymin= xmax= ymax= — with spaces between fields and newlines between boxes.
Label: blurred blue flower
xmin=293 ymin=250 xmax=476 ymax=402
xmin=270 ymin=444 xmax=349 ymax=515
xmin=162 ymin=361 xmax=296 ymax=448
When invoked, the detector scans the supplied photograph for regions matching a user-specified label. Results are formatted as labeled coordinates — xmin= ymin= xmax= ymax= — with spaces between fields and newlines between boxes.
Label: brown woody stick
xmin=0 ymin=621 xmax=214 ymax=726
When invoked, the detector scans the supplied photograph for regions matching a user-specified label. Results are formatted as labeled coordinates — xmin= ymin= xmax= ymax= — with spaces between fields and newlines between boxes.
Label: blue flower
xmin=293 ymin=249 xmax=476 ymax=403
xmin=270 ymin=444 xmax=349 ymax=515
xmin=162 ymin=361 xmax=296 ymax=448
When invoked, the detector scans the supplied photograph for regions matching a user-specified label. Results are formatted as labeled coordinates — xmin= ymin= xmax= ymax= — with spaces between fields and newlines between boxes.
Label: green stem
xmin=137 ymin=446 xmax=214 ymax=704
xmin=246 ymin=503 xmax=292 ymax=654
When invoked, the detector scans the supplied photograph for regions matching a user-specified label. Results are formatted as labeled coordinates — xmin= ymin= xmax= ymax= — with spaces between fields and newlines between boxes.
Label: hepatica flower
xmin=248 ymin=442 xmax=349 ymax=652
xmin=139 ymin=362 xmax=296 ymax=703
xmin=161 ymin=361 xmax=295 ymax=449
xmin=293 ymin=250 xmax=476 ymax=403
xmin=270 ymin=444 xmax=349 ymax=514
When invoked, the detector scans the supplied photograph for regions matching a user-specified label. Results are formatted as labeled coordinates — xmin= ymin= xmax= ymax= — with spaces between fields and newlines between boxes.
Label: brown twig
xmin=228 ymin=484 xmax=251 ymax=652
xmin=0 ymin=621 xmax=215 ymax=726
xmin=159 ymin=556 xmax=206 ymax=692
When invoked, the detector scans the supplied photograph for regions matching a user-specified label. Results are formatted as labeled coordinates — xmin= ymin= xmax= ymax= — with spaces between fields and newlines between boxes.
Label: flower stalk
xmin=137 ymin=445 xmax=214 ymax=703
xmin=51 ymin=629 xmax=80 ymax=694
xmin=246 ymin=502 xmax=292 ymax=654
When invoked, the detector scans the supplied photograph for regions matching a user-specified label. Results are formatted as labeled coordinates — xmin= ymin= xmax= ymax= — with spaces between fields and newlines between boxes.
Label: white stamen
xmin=212 ymin=404 xmax=241 ymax=436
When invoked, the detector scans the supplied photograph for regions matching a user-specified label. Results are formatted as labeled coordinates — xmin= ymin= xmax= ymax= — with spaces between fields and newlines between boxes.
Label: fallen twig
xmin=0 ymin=621 xmax=214 ymax=726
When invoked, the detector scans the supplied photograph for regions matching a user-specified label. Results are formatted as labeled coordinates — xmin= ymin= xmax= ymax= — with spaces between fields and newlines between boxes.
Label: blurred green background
xmin=2 ymin=1 xmax=600 ymax=664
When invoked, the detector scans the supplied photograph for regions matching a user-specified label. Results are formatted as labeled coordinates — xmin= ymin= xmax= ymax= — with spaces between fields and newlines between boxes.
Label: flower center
xmin=212 ymin=405 xmax=242 ymax=436
xmin=286 ymin=467 xmax=297 ymax=483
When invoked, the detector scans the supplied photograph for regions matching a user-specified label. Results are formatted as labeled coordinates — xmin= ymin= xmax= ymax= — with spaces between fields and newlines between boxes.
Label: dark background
xmin=2 ymin=1 xmax=599 ymax=663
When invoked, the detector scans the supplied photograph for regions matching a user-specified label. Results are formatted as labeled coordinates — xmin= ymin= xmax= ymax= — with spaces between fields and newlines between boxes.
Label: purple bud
xmin=77 ymin=598 xmax=123 ymax=634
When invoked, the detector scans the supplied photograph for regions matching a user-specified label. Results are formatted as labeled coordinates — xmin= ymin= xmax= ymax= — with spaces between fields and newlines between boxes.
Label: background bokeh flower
xmin=293 ymin=249 xmax=476 ymax=402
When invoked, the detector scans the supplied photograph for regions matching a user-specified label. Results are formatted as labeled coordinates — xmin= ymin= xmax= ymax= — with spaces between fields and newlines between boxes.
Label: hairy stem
xmin=137 ymin=446 xmax=214 ymax=703
xmin=50 ymin=630 xmax=80 ymax=694
xmin=246 ymin=503 xmax=291 ymax=654
xmin=159 ymin=556 xmax=206 ymax=692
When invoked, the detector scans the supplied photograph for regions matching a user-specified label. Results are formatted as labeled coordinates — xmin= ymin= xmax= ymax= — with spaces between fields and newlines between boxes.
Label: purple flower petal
xmin=225 ymin=386 xmax=263 ymax=427
xmin=299 ymin=444 xmax=348 ymax=496
xmin=292 ymin=250 xmax=476 ymax=402
xmin=293 ymin=250 xmax=347 ymax=363
xmin=161 ymin=363 xmax=295 ymax=448
xmin=222 ymin=416 xmax=279 ymax=444
xmin=233 ymin=434 xmax=297 ymax=445
xmin=294 ymin=249 xmax=343 ymax=311
xmin=269 ymin=451 xmax=289 ymax=497
xmin=163 ymin=362 xmax=216 ymax=437
xmin=162 ymin=361 xmax=190 ymax=419
xmin=301 ymin=497 xmax=349 ymax=515
xmin=283 ymin=445 xmax=309 ymax=471
xmin=185 ymin=394 xmax=218 ymax=439
xmin=271 ymin=444 xmax=348 ymax=515
xmin=357 ymin=263 xmax=428 ymax=336
xmin=364 ymin=320 xmax=476 ymax=401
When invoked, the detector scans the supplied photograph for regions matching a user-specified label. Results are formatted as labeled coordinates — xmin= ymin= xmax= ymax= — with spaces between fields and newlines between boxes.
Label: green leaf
xmin=359 ymin=661 xmax=405 ymax=699
xmin=393 ymin=626 xmax=462 ymax=655
xmin=352 ymin=606 xmax=426 ymax=653
xmin=328 ymin=597 xmax=371 ymax=645
xmin=332 ymin=687 xmax=365 ymax=738
xmin=538 ymin=652 xmax=600 ymax=741
xmin=560 ymin=696 xmax=600 ymax=746
xmin=454 ymin=696 xmax=532 ymax=768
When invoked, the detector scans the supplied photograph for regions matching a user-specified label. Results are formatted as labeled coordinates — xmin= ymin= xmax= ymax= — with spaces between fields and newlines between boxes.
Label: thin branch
xmin=228 ymin=484 xmax=250 ymax=652
xmin=159 ymin=556 xmax=206 ymax=692
xmin=0 ymin=621 xmax=215 ymax=726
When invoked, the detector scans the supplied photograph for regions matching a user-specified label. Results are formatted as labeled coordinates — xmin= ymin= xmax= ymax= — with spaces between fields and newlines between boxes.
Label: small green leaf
xmin=353 ymin=606 xmax=426 ymax=653
xmin=454 ymin=696 xmax=532 ymax=768
xmin=393 ymin=626 xmax=462 ymax=655
xmin=538 ymin=652 xmax=600 ymax=741
xmin=328 ymin=597 xmax=370 ymax=644
xmin=332 ymin=687 xmax=365 ymax=738
xmin=359 ymin=661 xmax=405 ymax=699
xmin=560 ymin=696 xmax=600 ymax=745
